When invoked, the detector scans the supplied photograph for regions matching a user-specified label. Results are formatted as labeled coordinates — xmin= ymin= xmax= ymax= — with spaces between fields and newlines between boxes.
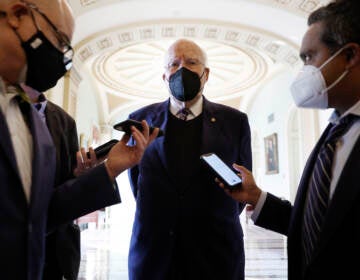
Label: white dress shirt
xmin=0 ymin=78 xmax=33 ymax=203
xmin=169 ymin=95 xmax=203 ymax=120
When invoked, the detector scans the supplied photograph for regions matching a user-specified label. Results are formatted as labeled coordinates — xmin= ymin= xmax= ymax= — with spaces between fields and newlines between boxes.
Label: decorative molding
xmin=70 ymin=0 xmax=331 ymax=17
xmin=70 ymin=20 xmax=300 ymax=102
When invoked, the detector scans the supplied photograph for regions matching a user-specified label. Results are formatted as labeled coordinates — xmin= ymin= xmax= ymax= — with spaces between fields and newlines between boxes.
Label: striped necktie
xmin=302 ymin=114 xmax=357 ymax=265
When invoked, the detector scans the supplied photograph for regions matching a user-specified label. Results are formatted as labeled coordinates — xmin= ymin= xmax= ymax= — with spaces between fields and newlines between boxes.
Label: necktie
xmin=177 ymin=108 xmax=191 ymax=121
xmin=34 ymin=103 xmax=42 ymax=111
xmin=302 ymin=114 xmax=357 ymax=264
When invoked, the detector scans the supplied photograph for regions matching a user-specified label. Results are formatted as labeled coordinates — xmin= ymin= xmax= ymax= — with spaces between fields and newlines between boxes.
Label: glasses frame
xmin=25 ymin=2 xmax=73 ymax=69
xmin=166 ymin=57 xmax=205 ymax=72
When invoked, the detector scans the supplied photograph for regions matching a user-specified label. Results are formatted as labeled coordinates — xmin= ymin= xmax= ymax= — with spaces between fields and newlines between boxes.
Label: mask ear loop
xmin=319 ymin=46 xmax=346 ymax=70
xmin=321 ymin=69 xmax=348 ymax=94
xmin=198 ymin=69 xmax=207 ymax=94
xmin=320 ymin=46 xmax=349 ymax=94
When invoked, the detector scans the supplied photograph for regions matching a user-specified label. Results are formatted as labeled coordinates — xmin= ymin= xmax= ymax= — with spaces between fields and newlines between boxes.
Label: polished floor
xmin=78 ymin=215 xmax=287 ymax=280
xmin=78 ymin=174 xmax=287 ymax=279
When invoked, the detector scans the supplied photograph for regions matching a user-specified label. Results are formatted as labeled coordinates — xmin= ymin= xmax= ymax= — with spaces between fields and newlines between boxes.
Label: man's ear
xmin=7 ymin=3 xmax=28 ymax=29
xmin=345 ymin=43 xmax=360 ymax=69
xmin=204 ymin=67 xmax=210 ymax=82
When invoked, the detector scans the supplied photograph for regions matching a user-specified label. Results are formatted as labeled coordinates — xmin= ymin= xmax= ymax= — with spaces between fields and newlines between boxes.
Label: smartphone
xmin=113 ymin=119 xmax=164 ymax=137
xmin=200 ymin=153 xmax=242 ymax=189
xmin=86 ymin=139 xmax=119 ymax=159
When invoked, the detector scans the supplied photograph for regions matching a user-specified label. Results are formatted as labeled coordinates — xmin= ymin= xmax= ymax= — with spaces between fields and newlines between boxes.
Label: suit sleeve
xmin=255 ymin=192 xmax=292 ymax=236
xmin=68 ymin=117 xmax=79 ymax=174
xmin=47 ymin=163 xmax=121 ymax=230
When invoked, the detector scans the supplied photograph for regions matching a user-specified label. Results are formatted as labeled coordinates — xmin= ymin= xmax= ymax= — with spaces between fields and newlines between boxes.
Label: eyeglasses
xmin=25 ymin=2 xmax=73 ymax=70
xmin=166 ymin=58 xmax=204 ymax=71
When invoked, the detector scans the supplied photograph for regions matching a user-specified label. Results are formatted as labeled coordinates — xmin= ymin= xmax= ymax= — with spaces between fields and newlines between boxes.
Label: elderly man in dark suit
xmin=0 ymin=1 xmax=157 ymax=279
xmin=218 ymin=1 xmax=360 ymax=279
xmin=128 ymin=38 xmax=252 ymax=280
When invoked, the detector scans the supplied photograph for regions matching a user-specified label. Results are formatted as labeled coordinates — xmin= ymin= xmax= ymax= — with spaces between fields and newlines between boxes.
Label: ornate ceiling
xmin=65 ymin=0 xmax=331 ymax=126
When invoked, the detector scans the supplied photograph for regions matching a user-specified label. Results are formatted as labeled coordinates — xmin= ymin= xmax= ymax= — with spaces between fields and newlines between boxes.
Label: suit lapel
xmin=0 ymin=110 xmax=19 ymax=175
xmin=153 ymin=98 xmax=226 ymax=168
xmin=28 ymin=106 xmax=56 ymax=208
xmin=289 ymin=125 xmax=330 ymax=232
xmin=44 ymin=103 xmax=61 ymax=178
xmin=1 ymin=101 xmax=55 ymax=206
xmin=149 ymin=100 xmax=170 ymax=173
xmin=318 ymin=136 xmax=360 ymax=250
xmin=200 ymin=98 xmax=228 ymax=156
xmin=288 ymin=125 xmax=332 ymax=240
xmin=44 ymin=102 xmax=58 ymax=141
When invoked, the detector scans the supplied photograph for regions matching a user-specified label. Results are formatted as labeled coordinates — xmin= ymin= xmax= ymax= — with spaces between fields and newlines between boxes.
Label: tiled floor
xmin=243 ymin=221 xmax=287 ymax=279
xmin=78 ymin=174 xmax=287 ymax=279
xmin=78 ymin=218 xmax=287 ymax=280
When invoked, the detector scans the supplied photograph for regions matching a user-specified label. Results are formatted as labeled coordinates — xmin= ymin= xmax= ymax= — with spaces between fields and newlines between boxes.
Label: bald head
xmin=165 ymin=39 xmax=208 ymax=68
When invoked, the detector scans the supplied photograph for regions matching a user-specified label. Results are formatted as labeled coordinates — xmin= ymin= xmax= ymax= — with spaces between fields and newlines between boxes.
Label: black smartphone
xmin=200 ymin=153 xmax=242 ymax=189
xmin=113 ymin=119 xmax=164 ymax=137
xmin=86 ymin=139 xmax=119 ymax=159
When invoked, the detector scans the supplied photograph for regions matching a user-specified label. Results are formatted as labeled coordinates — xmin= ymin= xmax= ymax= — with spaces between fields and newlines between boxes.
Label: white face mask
xmin=290 ymin=46 xmax=348 ymax=109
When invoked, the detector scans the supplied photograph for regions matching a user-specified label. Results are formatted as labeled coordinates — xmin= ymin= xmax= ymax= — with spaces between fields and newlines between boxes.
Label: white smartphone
xmin=200 ymin=153 xmax=242 ymax=189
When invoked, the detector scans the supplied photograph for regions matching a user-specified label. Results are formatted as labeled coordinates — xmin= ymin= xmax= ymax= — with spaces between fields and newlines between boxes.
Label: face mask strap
xmin=197 ymin=70 xmax=206 ymax=94
xmin=319 ymin=45 xmax=350 ymax=94
xmin=322 ymin=69 xmax=349 ymax=94
xmin=319 ymin=46 xmax=346 ymax=70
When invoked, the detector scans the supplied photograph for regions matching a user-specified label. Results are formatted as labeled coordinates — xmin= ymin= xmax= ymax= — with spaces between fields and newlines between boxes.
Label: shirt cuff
xmin=251 ymin=191 xmax=267 ymax=222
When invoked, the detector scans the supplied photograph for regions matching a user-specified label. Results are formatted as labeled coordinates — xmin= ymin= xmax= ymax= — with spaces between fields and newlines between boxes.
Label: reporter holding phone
xmin=0 ymin=1 xmax=158 ymax=279
xmin=127 ymin=39 xmax=252 ymax=280
xmin=218 ymin=1 xmax=360 ymax=279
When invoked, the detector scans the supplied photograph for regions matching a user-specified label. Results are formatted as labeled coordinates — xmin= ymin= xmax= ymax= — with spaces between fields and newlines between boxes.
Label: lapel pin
xmin=211 ymin=117 xmax=216 ymax=123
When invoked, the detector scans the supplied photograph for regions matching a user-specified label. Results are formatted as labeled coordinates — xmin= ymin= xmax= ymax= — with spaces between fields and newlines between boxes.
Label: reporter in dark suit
xmin=128 ymin=39 xmax=252 ymax=280
xmin=218 ymin=1 xmax=360 ymax=279
xmin=22 ymin=84 xmax=81 ymax=280
xmin=0 ymin=1 xmax=158 ymax=279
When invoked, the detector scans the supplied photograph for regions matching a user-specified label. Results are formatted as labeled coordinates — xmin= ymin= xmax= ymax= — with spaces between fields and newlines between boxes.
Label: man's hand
xmin=73 ymin=147 xmax=102 ymax=177
xmin=216 ymin=164 xmax=262 ymax=206
xmin=105 ymin=120 xmax=159 ymax=180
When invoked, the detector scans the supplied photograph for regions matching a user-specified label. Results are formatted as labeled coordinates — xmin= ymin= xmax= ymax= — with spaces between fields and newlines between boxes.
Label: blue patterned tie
xmin=302 ymin=114 xmax=357 ymax=264
xmin=34 ymin=103 xmax=42 ymax=111
xmin=177 ymin=108 xmax=191 ymax=121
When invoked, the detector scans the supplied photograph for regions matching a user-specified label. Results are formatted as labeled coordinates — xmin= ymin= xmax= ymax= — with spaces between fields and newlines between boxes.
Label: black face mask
xmin=21 ymin=31 xmax=73 ymax=92
xmin=169 ymin=67 xmax=204 ymax=102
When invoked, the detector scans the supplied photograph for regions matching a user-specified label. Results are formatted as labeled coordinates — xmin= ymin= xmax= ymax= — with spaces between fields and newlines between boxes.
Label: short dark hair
xmin=308 ymin=0 xmax=360 ymax=52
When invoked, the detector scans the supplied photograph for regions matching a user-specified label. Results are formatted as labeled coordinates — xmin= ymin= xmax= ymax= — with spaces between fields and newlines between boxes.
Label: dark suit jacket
xmin=0 ymin=100 xmax=121 ymax=280
xmin=128 ymin=97 xmax=252 ymax=280
xmin=255 ymin=124 xmax=360 ymax=280
xmin=43 ymin=101 xmax=81 ymax=280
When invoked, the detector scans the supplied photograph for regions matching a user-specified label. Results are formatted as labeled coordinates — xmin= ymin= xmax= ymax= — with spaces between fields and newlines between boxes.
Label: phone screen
xmin=201 ymin=153 xmax=242 ymax=188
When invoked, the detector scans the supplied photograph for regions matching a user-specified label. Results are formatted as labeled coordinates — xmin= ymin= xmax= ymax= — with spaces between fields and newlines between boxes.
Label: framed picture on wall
xmin=264 ymin=133 xmax=279 ymax=174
